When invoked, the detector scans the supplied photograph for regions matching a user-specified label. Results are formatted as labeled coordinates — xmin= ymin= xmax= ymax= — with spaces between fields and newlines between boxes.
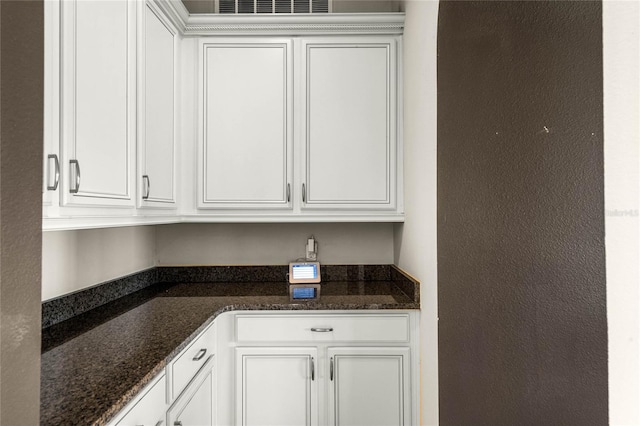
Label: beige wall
xmin=42 ymin=226 xmax=157 ymax=301
xmin=156 ymin=223 xmax=394 ymax=265
xmin=393 ymin=1 xmax=439 ymax=424
xmin=41 ymin=223 xmax=393 ymax=300
xmin=604 ymin=1 xmax=640 ymax=423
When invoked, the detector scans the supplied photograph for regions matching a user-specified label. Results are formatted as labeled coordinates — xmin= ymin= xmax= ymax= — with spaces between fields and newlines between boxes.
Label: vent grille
xmin=218 ymin=0 xmax=330 ymax=13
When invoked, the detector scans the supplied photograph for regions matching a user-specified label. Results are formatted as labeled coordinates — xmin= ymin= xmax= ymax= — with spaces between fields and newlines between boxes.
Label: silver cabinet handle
xmin=311 ymin=357 xmax=315 ymax=381
xmin=302 ymin=183 xmax=306 ymax=202
xmin=286 ymin=183 xmax=291 ymax=202
xmin=142 ymin=175 xmax=150 ymax=199
xmin=47 ymin=154 xmax=60 ymax=191
xmin=192 ymin=348 xmax=207 ymax=361
xmin=310 ymin=327 xmax=333 ymax=332
xmin=69 ymin=160 xmax=80 ymax=193
xmin=174 ymin=422 xmax=182 ymax=426
xmin=330 ymin=357 xmax=334 ymax=381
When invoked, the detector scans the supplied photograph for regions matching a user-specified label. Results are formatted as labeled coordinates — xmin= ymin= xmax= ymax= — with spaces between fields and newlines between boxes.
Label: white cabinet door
xmin=301 ymin=38 xmax=398 ymax=211
xmin=236 ymin=347 xmax=318 ymax=426
xmin=43 ymin=0 xmax=61 ymax=215
xmin=199 ymin=40 xmax=293 ymax=210
xmin=111 ymin=374 xmax=166 ymax=426
xmin=138 ymin=1 xmax=177 ymax=208
xmin=327 ymin=347 xmax=411 ymax=426
xmin=60 ymin=0 xmax=135 ymax=207
xmin=168 ymin=365 xmax=214 ymax=426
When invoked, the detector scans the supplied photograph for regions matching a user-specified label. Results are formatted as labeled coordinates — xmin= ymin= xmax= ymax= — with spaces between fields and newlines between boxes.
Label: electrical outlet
xmin=305 ymin=236 xmax=317 ymax=261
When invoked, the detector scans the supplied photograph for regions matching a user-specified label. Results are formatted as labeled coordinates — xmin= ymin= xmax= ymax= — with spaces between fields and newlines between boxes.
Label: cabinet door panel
xmin=173 ymin=369 xmax=213 ymax=426
xmin=200 ymin=42 xmax=292 ymax=209
xmin=304 ymin=41 xmax=396 ymax=209
xmin=328 ymin=347 xmax=411 ymax=426
xmin=236 ymin=347 xmax=317 ymax=426
xmin=61 ymin=0 xmax=134 ymax=206
xmin=140 ymin=3 xmax=175 ymax=205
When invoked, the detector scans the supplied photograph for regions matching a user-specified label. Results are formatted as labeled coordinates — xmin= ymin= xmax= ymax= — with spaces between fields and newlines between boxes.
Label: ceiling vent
xmin=218 ymin=0 xmax=330 ymax=14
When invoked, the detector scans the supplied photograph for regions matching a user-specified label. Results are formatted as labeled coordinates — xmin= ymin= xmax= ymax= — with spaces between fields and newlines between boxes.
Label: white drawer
xmin=170 ymin=322 xmax=215 ymax=401
xmin=235 ymin=313 xmax=409 ymax=343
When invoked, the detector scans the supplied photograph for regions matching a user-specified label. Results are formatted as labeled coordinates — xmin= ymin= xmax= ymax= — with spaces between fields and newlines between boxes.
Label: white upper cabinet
xmin=301 ymin=38 xmax=398 ymax=211
xmin=43 ymin=0 xmax=61 ymax=216
xmin=138 ymin=1 xmax=177 ymax=208
xmin=194 ymin=33 xmax=402 ymax=220
xmin=44 ymin=7 xmax=405 ymax=229
xmin=198 ymin=40 xmax=293 ymax=210
xmin=60 ymin=0 xmax=136 ymax=208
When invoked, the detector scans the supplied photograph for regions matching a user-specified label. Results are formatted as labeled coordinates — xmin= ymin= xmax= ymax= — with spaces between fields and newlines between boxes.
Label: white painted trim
xmin=152 ymin=3 xmax=404 ymax=36
xmin=152 ymin=0 xmax=189 ymax=34
xmin=42 ymin=212 xmax=405 ymax=231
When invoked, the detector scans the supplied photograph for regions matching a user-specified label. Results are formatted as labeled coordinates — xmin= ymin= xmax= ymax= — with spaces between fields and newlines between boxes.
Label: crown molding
xmin=153 ymin=0 xmax=189 ymax=34
xmin=152 ymin=4 xmax=405 ymax=36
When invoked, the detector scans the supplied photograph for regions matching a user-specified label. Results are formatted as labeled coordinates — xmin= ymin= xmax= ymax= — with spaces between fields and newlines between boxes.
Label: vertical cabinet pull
xmin=330 ymin=357 xmax=334 ymax=381
xmin=302 ymin=183 xmax=306 ymax=203
xmin=286 ymin=183 xmax=291 ymax=202
xmin=69 ymin=160 xmax=81 ymax=193
xmin=142 ymin=175 xmax=151 ymax=199
xmin=47 ymin=154 xmax=60 ymax=191
xmin=311 ymin=357 xmax=315 ymax=381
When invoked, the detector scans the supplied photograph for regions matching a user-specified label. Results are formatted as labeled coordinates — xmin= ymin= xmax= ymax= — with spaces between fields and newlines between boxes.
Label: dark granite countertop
xmin=40 ymin=267 xmax=419 ymax=426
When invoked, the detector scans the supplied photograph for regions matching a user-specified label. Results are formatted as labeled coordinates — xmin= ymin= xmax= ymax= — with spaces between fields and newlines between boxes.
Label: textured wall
xmin=0 ymin=1 xmax=44 ymax=423
xmin=437 ymin=1 xmax=607 ymax=425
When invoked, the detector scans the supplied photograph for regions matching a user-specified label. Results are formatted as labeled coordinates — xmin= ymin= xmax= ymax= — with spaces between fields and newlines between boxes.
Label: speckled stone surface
xmin=42 ymin=268 xmax=158 ymax=328
xmin=40 ymin=265 xmax=419 ymax=426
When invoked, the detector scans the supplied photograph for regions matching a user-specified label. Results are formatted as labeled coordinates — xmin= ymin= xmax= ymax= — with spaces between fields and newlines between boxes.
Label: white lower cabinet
xmin=235 ymin=347 xmax=318 ymax=426
xmin=168 ymin=357 xmax=215 ymax=426
xmin=225 ymin=311 xmax=418 ymax=426
xmin=328 ymin=347 xmax=411 ymax=426
xmin=107 ymin=311 xmax=418 ymax=426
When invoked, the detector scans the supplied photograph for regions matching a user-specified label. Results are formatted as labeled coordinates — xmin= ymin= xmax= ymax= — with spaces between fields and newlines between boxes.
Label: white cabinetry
xmin=108 ymin=373 xmax=166 ymax=426
xmin=43 ymin=0 xmax=61 ymax=215
xmin=138 ymin=1 xmax=177 ymax=208
xmin=198 ymin=40 xmax=293 ymax=210
xmin=328 ymin=347 xmax=411 ymax=426
xmin=301 ymin=38 xmax=398 ymax=211
xmin=60 ymin=0 xmax=136 ymax=208
xmin=218 ymin=311 xmax=418 ymax=426
xmin=236 ymin=347 xmax=317 ymax=426
xmin=194 ymin=34 xmax=402 ymax=221
xmin=168 ymin=358 xmax=215 ymax=426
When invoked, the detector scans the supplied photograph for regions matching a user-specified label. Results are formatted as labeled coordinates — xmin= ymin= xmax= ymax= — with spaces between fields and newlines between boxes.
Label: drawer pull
xmin=192 ymin=348 xmax=207 ymax=361
xmin=310 ymin=327 xmax=333 ymax=332
xmin=174 ymin=422 xmax=182 ymax=426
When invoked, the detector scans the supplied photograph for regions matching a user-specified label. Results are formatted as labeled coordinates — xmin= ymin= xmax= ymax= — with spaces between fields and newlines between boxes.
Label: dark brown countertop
xmin=40 ymin=278 xmax=419 ymax=426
